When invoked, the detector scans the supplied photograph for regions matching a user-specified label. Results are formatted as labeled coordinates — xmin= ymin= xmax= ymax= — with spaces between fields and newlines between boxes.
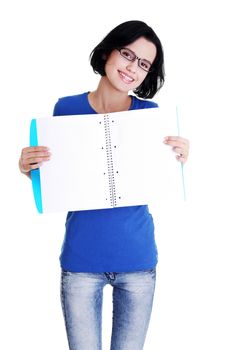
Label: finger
xmin=22 ymin=146 xmax=49 ymax=156
xmin=176 ymin=154 xmax=187 ymax=163
xmin=164 ymin=136 xmax=189 ymax=143
xmin=164 ymin=137 xmax=189 ymax=148
xmin=22 ymin=156 xmax=51 ymax=166
xmin=23 ymin=151 xmax=51 ymax=160
xmin=30 ymin=163 xmax=43 ymax=170
xmin=20 ymin=161 xmax=43 ymax=173
xmin=164 ymin=139 xmax=187 ymax=148
xmin=172 ymin=147 xmax=184 ymax=155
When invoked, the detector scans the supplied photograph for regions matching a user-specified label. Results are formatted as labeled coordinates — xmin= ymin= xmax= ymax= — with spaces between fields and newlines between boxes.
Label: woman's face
xmin=104 ymin=36 xmax=157 ymax=93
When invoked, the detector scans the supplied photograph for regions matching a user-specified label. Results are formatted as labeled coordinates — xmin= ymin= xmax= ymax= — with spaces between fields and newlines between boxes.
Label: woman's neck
xmin=88 ymin=77 xmax=132 ymax=114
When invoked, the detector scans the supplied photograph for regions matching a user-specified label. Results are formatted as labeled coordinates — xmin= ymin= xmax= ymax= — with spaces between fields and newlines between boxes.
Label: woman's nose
xmin=126 ymin=59 xmax=138 ymax=73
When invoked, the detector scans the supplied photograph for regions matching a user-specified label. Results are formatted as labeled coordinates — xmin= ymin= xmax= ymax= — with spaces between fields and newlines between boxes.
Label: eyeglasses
xmin=117 ymin=47 xmax=152 ymax=72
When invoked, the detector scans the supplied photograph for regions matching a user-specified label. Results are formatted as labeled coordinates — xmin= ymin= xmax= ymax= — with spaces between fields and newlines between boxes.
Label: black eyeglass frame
xmin=117 ymin=47 xmax=153 ymax=73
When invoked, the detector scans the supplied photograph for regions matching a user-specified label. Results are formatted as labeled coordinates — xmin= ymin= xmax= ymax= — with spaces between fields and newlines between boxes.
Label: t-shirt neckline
xmin=85 ymin=92 xmax=134 ymax=114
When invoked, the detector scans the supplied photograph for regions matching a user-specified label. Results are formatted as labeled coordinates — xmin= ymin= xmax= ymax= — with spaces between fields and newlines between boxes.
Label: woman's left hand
xmin=163 ymin=136 xmax=189 ymax=163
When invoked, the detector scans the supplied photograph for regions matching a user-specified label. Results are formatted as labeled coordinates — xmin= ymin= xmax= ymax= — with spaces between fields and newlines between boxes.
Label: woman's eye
xmin=123 ymin=51 xmax=131 ymax=58
xmin=140 ymin=61 xmax=150 ymax=70
xmin=121 ymin=50 xmax=134 ymax=60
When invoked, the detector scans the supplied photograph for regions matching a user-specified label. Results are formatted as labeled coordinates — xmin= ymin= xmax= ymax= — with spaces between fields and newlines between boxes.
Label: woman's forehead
xmin=126 ymin=37 xmax=157 ymax=61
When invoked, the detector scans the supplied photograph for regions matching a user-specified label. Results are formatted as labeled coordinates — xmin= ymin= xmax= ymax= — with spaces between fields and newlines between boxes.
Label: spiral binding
xmin=104 ymin=115 xmax=117 ymax=207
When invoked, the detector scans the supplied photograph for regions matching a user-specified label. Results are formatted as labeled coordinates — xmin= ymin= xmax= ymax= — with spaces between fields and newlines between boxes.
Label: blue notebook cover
xmin=30 ymin=119 xmax=43 ymax=213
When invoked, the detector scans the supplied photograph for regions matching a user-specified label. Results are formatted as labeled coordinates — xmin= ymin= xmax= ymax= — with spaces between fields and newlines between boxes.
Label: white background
xmin=1 ymin=0 xmax=233 ymax=349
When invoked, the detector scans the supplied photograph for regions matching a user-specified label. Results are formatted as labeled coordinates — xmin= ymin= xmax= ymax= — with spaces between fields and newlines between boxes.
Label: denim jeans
xmin=61 ymin=268 xmax=156 ymax=350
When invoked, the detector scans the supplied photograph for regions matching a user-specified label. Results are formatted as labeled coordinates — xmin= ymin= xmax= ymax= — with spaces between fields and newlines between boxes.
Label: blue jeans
xmin=61 ymin=268 xmax=156 ymax=350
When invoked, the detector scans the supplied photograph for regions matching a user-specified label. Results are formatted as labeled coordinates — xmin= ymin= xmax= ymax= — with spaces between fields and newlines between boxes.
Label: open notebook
xmin=30 ymin=107 xmax=185 ymax=213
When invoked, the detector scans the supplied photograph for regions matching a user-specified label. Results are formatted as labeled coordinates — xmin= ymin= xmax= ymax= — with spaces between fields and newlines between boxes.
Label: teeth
xmin=119 ymin=71 xmax=134 ymax=82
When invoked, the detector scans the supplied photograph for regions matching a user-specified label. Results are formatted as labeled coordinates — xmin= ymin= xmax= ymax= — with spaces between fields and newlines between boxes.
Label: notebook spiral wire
xmin=104 ymin=115 xmax=117 ymax=207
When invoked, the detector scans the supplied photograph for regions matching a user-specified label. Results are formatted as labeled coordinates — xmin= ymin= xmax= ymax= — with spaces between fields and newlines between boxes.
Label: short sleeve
xmin=52 ymin=99 xmax=61 ymax=117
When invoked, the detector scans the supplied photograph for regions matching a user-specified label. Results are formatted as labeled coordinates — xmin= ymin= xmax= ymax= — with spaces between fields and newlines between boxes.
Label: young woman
xmin=19 ymin=20 xmax=189 ymax=350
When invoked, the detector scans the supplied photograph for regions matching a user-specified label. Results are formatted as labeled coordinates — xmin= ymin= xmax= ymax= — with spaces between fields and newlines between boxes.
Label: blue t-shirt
xmin=53 ymin=92 xmax=158 ymax=272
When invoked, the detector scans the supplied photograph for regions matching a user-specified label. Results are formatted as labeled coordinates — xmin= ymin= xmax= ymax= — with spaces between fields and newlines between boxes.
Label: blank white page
xmin=109 ymin=107 xmax=184 ymax=207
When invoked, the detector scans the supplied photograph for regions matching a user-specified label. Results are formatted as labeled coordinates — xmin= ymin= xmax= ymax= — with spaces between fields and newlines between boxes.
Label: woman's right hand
xmin=19 ymin=146 xmax=51 ymax=176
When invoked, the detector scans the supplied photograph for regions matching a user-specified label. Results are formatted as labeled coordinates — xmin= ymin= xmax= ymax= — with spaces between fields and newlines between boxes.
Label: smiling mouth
xmin=118 ymin=70 xmax=135 ymax=83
